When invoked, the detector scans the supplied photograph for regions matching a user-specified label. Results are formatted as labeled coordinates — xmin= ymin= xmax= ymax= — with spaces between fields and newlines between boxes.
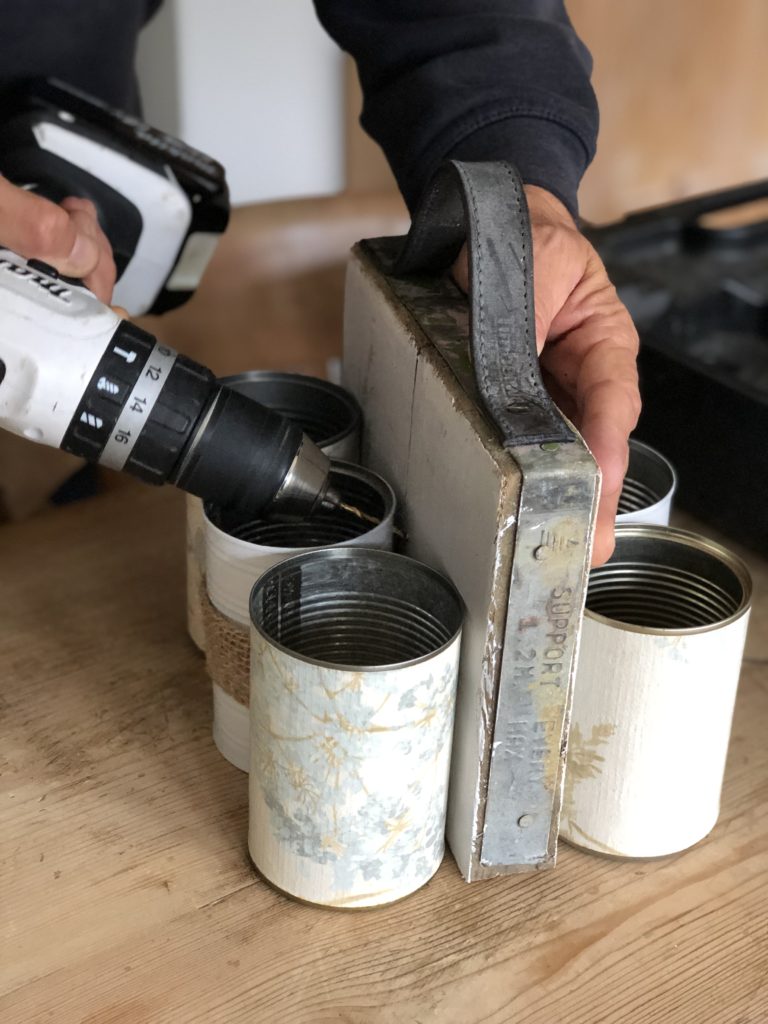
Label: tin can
xmin=204 ymin=462 xmax=395 ymax=771
xmin=561 ymin=525 xmax=752 ymax=858
xmin=186 ymin=372 xmax=362 ymax=650
xmin=248 ymin=547 xmax=464 ymax=907
xmin=616 ymin=439 xmax=677 ymax=525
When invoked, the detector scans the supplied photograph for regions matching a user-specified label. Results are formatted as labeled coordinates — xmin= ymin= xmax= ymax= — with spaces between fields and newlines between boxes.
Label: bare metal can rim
xmin=218 ymin=371 xmax=361 ymax=450
xmin=249 ymin=547 xmax=464 ymax=672
xmin=205 ymin=460 xmax=395 ymax=549
xmin=617 ymin=439 xmax=677 ymax=517
xmin=585 ymin=524 xmax=752 ymax=636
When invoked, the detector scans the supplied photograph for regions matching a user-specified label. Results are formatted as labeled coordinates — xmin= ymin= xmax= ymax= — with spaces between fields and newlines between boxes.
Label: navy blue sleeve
xmin=313 ymin=0 xmax=598 ymax=218
xmin=0 ymin=1 xmax=161 ymax=113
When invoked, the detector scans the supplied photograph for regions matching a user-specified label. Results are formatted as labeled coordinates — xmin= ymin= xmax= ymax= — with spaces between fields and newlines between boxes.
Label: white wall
xmin=136 ymin=0 xmax=345 ymax=205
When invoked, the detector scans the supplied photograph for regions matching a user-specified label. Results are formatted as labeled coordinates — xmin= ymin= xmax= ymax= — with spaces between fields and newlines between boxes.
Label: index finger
xmin=540 ymin=310 xmax=640 ymax=564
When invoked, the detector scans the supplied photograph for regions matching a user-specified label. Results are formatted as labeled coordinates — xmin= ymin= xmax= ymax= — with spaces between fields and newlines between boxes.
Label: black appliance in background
xmin=586 ymin=181 xmax=768 ymax=555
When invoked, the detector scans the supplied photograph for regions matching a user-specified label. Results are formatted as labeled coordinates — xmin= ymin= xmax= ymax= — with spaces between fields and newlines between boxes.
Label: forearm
xmin=314 ymin=0 xmax=598 ymax=218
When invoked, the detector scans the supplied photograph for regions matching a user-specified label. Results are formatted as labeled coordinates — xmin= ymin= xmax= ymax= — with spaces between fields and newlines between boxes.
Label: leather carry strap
xmin=396 ymin=160 xmax=572 ymax=447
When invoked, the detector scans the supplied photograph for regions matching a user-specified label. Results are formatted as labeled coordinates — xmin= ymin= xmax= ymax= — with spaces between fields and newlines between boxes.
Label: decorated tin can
xmin=561 ymin=525 xmax=751 ymax=858
xmin=204 ymin=463 xmax=395 ymax=771
xmin=248 ymin=547 xmax=464 ymax=907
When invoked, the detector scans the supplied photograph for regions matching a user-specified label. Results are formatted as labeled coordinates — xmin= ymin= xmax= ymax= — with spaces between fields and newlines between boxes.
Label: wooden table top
xmin=2 ymin=483 xmax=767 ymax=1024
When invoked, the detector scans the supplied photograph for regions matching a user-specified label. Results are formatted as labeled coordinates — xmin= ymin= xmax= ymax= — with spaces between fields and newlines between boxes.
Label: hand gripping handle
xmin=395 ymin=160 xmax=572 ymax=447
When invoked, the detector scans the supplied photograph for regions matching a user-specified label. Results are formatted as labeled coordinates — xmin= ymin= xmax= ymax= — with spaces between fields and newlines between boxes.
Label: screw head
xmin=518 ymin=814 xmax=535 ymax=828
xmin=533 ymin=545 xmax=550 ymax=561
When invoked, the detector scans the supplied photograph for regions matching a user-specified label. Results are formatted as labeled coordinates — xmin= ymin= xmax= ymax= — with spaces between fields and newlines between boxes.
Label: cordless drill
xmin=0 ymin=79 xmax=336 ymax=517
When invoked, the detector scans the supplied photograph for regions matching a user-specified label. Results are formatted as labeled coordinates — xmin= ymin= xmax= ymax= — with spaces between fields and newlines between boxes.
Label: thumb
xmin=529 ymin=222 xmax=586 ymax=355
xmin=0 ymin=177 xmax=100 ymax=275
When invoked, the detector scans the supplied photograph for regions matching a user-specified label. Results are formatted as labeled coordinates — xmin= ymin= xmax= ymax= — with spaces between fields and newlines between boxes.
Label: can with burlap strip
xmin=199 ymin=578 xmax=250 ymax=707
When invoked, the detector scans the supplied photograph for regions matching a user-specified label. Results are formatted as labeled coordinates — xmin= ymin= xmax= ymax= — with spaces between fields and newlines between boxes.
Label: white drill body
xmin=0 ymin=249 xmax=121 ymax=447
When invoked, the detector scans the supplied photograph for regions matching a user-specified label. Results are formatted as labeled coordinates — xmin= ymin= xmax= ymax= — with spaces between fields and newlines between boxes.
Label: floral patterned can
xmin=248 ymin=548 xmax=464 ymax=907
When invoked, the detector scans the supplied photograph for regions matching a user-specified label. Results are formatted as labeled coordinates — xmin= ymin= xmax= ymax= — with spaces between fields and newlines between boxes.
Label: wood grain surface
xmin=1 ymin=484 xmax=767 ymax=1023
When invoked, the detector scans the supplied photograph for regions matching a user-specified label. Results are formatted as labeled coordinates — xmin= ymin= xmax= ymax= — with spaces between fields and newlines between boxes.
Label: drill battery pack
xmin=586 ymin=181 xmax=768 ymax=554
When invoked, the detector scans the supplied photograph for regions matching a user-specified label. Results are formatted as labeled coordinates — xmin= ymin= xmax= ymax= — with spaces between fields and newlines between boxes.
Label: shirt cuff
xmin=444 ymin=114 xmax=592 ymax=222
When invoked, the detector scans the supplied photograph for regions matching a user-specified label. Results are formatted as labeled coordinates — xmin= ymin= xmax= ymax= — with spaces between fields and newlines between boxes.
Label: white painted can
xmin=248 ymin=548 xmax=464 ymax=907
xmin=205 ymin=462 xmax=395 ymax=772
xmin=186 ymin=371 xmax=361 ymax=650
xmin=616 ymin=439 xmax=677 ymax=526
xmin=561 ymin=525 xmax=752 ymax=858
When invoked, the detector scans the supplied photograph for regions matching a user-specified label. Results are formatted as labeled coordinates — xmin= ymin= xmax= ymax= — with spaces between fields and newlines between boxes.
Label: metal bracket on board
xmin=479 ymin=441 xmax=597 ymax=870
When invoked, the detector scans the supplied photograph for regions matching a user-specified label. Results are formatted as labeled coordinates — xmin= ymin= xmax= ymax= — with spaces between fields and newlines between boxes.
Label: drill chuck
xmin=173 ymin=382 xmax=336 ymax=516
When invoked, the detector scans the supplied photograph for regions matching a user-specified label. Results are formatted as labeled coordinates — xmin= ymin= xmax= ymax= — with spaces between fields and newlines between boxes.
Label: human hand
xmin=452 ymin=184 xmax=640 ymax=565
xmin=0 ymin=176 xmax=116 ymax=302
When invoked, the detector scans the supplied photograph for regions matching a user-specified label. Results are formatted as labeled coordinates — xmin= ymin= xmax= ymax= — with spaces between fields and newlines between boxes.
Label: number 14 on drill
xmin=98 ymin=343 xmax=177 ymax=470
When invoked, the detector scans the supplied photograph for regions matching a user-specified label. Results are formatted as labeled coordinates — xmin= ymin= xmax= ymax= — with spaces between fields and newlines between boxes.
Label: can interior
xmin=617 ymin=442 xmax=675 ymax=514
xmin=229 ymin=375 xmax=358 ymax=448
xmin=209 ymin=469 xmax=387 ymax=548
xmin=251 ymin=550 xmax=463 ymax=668
xmin=586 ymin=531 xmax=750 ymax=630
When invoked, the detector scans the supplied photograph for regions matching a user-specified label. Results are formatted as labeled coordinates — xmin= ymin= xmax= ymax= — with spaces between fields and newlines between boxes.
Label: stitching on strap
xmin=503 ymin=163 xmax=537 ymax=390
xmin=462 ymin=167 xmax=492 ymax=404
